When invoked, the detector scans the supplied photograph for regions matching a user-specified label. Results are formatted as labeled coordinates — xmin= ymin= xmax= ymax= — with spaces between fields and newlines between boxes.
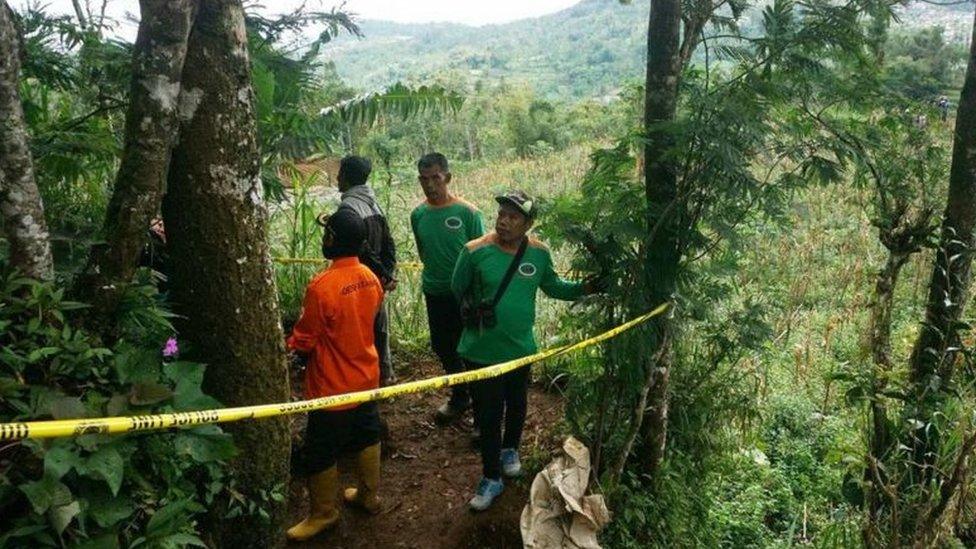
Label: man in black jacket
xmin=337 ymin=155 xmax=397 ymax=385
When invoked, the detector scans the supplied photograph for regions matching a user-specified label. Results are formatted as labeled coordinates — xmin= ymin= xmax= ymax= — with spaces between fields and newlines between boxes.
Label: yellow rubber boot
xmin=287 ymin=466 xmax=340 ymax=541
xmin=343 ymin=443 xmax=381 ymax=514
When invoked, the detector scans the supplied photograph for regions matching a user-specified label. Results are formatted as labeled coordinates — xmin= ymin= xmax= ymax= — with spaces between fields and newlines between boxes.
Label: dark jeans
xmin=295 ymin=402 xmax=381 ymax=476
xmin=465 ymin=360 xmax=530 ymax=480
xmin=424 ymin=292 xmax=468 ymax=405
xmin=375 ymin=299 xmax=392 ymax=383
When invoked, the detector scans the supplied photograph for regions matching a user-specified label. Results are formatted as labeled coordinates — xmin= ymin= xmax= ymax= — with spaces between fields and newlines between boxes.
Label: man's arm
xmin=378 ymin=215 xmax=397 ymax=284
xmin=287 ymin=285 xmax=328 ymax=354
xmin=468 ymin=210 xmax=486 ymax=240
xmin=539 ymin=253 xmax=583 ymax=301
xmin=451 ymin=247 xmax=475 ymax=300
xmin=410 ymin=209 xmax=424 ymax=261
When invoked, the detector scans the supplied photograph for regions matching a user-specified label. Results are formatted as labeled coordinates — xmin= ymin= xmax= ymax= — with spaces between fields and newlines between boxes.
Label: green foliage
xmin=504 ymin=98 xmax=570 ymax=158
xmin=14 ymin=4 xmax=129 ymax=265
xmin=0 ymin=268 xmax=234 ymax=547
xmin=325 ymin=0 xmax=971 ymax=101
xmin=321 ymin=82 xmax=464 ymax=127
xmin=882 ymin=26 xmax=967 ymax=101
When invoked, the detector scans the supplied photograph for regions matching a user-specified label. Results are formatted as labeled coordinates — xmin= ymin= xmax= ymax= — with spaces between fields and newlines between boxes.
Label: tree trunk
xmin=79 ymin=0 xmax=196 ymax=315
xmin=70 ymin=0 xmax=88 ymax=29
xmin=909 ymin=12 xmax=976 ymax=392
xmin=907 ymin=12 xmax=976 ymax=475
xmin=163 ymin=1 xmax=290 ymax=546
xmin=0 ymin=1 xmax=53 ymax=280
xmin=638 ymin=0 xmax=683 ymax=480
xmin=866 ymin=250 xmax=908 ymax=521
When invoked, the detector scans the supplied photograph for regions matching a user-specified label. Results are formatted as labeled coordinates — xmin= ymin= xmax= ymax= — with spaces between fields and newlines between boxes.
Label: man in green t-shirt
xmin=451 ymin=190 xmax=597 ymax=511
xmin=410 ymin=153 xmax=486 ymax=423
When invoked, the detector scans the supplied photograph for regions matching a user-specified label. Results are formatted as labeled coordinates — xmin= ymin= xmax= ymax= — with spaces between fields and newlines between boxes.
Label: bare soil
xmin=286 ymin=358 xmax=565 ymax=549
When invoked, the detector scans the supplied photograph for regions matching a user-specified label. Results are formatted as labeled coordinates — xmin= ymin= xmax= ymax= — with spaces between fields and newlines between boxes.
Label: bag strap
xmin=491 ymin=237 xmax=528 ymax=307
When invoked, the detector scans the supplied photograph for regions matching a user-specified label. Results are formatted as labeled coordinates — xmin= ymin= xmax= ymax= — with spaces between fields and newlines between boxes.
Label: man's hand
xmin=288 ymin=350 xmax=309 ymax=370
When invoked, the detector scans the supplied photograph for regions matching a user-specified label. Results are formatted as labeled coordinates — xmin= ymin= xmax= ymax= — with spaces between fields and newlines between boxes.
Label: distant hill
xmin=322 ymin=0 xmax=974 ymax=100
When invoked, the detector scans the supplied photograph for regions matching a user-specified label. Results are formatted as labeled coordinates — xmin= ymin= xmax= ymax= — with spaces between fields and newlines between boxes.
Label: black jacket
xmin=339 ymin=184 xmax=397 ymax=283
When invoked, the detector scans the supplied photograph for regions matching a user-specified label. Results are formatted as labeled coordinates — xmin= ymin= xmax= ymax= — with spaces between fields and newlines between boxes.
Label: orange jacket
xmin=287 ymin=257 xmax=384 ymax=407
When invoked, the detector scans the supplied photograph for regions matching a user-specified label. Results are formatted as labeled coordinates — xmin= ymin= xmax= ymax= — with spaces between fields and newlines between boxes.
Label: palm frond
xmin=319 ymin=83 xmax=465 ymax=127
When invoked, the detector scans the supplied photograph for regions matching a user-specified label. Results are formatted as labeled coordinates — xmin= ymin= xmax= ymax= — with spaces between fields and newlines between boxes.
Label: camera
xmin=461 ymin=299 xmax=497 ymax=330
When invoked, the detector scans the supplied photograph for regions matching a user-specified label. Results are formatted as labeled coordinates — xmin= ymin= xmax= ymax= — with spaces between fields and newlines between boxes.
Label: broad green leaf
xmin=49 ymin=396 xmax=86 ymax=419
xmin=49 ymin=500 xmax=80 ymax=534
xmin=129 ymin=382 xmax=173 ymax=406
xmin=162 ymin=533 xmax=207 ymax=547
xmin=174 ymin=426 xmax=236 ymax=462
xmin=146 ymin=500 xmax=202 ymax=536
xmin=20 ymin=476 xmax=72 ymax=514
xmin=162 ymin=361 xmax=206 ymax=385
xmin=43 ymin=444 xmax=80 ymax=480
xmin=113 ymin=345 xmax=161 ymax=384
xmin=88 ymin=492 xmax=135 ymax=528
xmin=74 ymin=533 xmax=120 ymax=549
xmin=84 ymin=447 xmax=124 ymax=496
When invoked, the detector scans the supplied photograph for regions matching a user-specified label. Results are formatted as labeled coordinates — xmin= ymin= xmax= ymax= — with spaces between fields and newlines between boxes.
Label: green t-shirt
xmin=410 ymin=199 xmax=485 ymax=295
xmin=451 ymin=233 xmax=583 ymax=364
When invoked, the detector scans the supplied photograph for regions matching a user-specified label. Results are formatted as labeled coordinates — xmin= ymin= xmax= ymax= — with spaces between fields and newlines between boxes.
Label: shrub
xmin=0 ymin=268 xmax=236 ymax=547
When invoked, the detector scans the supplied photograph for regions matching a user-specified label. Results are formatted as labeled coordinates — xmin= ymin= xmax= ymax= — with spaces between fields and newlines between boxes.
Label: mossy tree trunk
xmin=0 ymin=1 xmax=53 ymax=280
xmin=79 ymin=0 xmax=197 ymax=316
xmin=162 ymin=1 xmax=290 ymax=546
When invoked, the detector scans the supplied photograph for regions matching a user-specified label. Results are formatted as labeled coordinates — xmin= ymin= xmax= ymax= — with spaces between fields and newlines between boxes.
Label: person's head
xmin=337 ymin=155 xmax=372 ymax=192
xmin=494 ymin=190 xmax=536 ymax=245
xmin=318 ymin=207 xmax=366 ymax=259
xmin=417 ymin=152 xmax=452 ymax=203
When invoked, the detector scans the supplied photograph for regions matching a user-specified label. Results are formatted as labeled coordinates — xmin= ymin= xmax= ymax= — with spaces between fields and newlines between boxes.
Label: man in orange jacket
xmin=286 ymin=207 xmax=385 ymax=541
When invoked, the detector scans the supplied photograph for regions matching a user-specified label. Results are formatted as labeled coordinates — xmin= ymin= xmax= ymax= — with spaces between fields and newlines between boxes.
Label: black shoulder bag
xmin=461 ymin=237 xmax=528 ymax=331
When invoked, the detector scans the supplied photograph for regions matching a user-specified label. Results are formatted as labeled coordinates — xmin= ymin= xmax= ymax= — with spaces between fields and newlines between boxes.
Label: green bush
xmin=0 ymin=269 xmax=235 ymax=548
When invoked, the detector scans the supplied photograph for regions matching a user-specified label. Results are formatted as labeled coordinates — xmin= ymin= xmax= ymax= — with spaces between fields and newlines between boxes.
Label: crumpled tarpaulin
xmin=520 ymin=437 xmax=611 ymax=548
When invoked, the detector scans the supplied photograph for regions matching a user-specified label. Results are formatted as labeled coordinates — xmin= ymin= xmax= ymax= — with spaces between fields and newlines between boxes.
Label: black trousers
xmin=375 ymin=299 xmax=393 ymax=382
xmin=465 ymin=360 xmax=530 ymax=480
xmin=296 ymin=402 xmax=381 ymax=476
xmin=425 ymin=292 xmax=468 ymax=405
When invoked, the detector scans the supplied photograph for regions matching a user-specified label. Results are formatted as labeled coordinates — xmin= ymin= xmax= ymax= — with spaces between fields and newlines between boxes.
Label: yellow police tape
xmin=273 ymin=257 xmax=424 ymax=270
xmin=0 ymin=304 xmax=667 ymax=441
xmin=272 ymin=257 xmax=575 ymax=277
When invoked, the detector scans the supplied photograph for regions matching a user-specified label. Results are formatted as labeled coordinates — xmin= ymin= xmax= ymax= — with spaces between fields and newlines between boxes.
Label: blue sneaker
xmin=468 ymin=477 xmax=504 ymax=511
xmin=501 ymin=448 xmax=522 ymax=478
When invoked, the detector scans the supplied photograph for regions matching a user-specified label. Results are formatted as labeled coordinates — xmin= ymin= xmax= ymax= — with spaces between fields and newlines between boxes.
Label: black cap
xmin=494 ymin=190 xmax=537 ymax=219
xmin=318 ymin=207 xmax=366 ymax=257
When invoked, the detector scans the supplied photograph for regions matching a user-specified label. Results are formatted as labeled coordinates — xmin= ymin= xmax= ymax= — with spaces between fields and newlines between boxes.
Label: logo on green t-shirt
xmin=518 ymin=263 xmax=537 ymax=277
xmin=444 ymin=216 xmax=463 ymax=230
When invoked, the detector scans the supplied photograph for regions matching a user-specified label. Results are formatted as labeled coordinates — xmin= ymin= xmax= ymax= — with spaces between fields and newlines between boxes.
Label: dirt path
xmin=287 ymin=358 xmax=565 ymax=549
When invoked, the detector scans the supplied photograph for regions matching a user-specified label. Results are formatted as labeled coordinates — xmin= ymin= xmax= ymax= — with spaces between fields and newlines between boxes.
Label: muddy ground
xmin=287 ymin=358 xmax=565 ymax=549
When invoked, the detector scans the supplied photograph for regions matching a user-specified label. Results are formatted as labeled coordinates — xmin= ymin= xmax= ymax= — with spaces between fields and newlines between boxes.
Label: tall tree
xmin=0 ymin=1 xmax=53 ymax=280
xmin=909 ymin=11 xmax=976 ymax=401
xmin=607 ymin=0 xmax=896 ymax=489
xmin=639 ymin=0 xmax=683 ymax=479
xmin=79 ymin=0 xmax=197 ymax=317
xmin=162 ymin=0 xmax=290 ymax=545
xmin=906 ymin=6 xmax=976 ymax=492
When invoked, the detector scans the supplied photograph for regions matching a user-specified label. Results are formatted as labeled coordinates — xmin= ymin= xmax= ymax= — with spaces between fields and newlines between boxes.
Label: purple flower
xmin=162 ymin=337 xmax=179 ymax=358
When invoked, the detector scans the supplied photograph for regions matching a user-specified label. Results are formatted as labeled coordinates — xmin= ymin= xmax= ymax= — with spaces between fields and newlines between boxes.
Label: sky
xmin=18 ymin=0 xmax=583 ymax=35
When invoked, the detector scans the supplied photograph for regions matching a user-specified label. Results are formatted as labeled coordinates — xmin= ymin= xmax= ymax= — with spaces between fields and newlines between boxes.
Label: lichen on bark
xmin=0 ymin=1 xmax=54 ymax=280
xmin=163 ymin=1 xmax=290 ymax=545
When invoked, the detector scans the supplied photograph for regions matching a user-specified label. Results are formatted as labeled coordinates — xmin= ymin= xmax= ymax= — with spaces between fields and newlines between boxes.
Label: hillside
xmin=323 ymin=0 xmax=973 ymax=99
xmin=323 ymin=0 xmax=648 ymax=99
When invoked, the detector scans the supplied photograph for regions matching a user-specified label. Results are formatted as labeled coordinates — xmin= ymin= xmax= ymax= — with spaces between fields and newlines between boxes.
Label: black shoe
xmin=435 ymin=399 xmax=469 ymax=424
